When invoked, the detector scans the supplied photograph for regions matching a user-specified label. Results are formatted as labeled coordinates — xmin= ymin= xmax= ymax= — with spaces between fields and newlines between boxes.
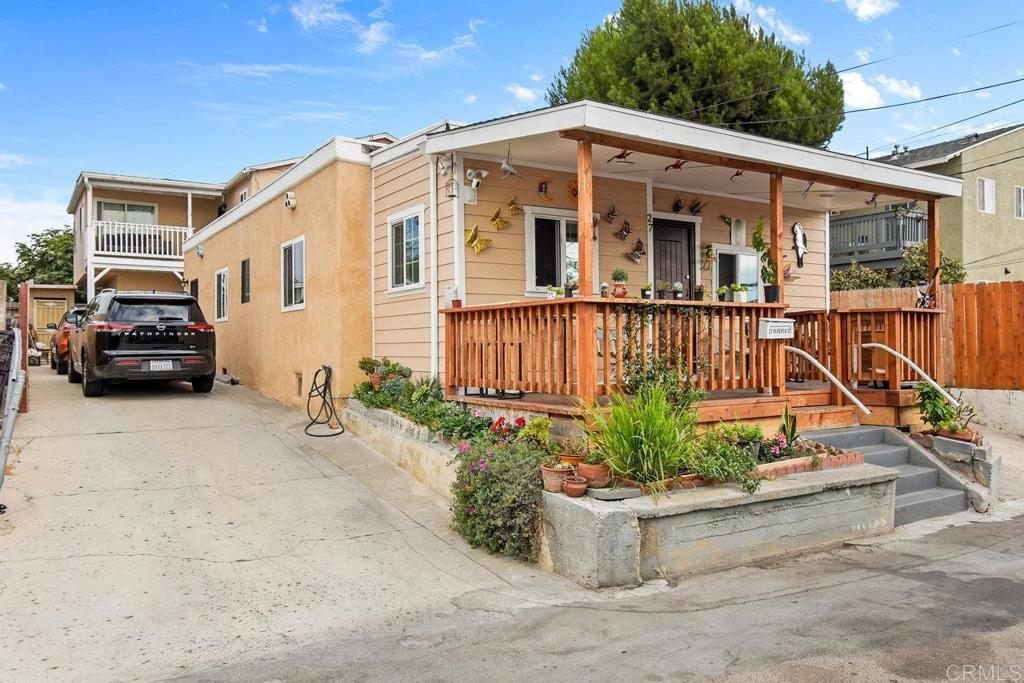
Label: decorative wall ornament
xmin=607 ymin=149 xmax=633 ymax=164
xmin=625 ymin=239 xmax=647 ymax=264
xmin=664 ymin=159 xmax=686 ymax=172
xmin=672 ymin=196 xmax=685 ymax=213
xmin=537 ymin=179 xmax=554 ymax=202
xmin=490 ymin=208 xmax=510 ymax=231
xmin=567 ymin=179 xmax=579 ymax=203
xmin=720 ymin=214 xmax=733 ymax=227
xmin=801 ymin=180 xmax=815 ymax=198
xmin=688 ymin=199 xmax=707 ymax=215
xmin=465 ymin=224 xmax=492 ymax=254
xmin=865 ymin=192 xmax=879 ymax=207
xmin=702 ymin=243 xmax=715 ymax=270
xmin=592 ymin=216 xmax=600 ymax=241
xmin=730 ymin=169 xmax=744 ymax=182
xmin=603 ymin=204 xmax=618 ymax=223
xmin=614 ymin=220 xmax=632 ymax=241
xmin=792 ymin=222 xmax=808 ymax=267
xmin=500 ymin=144 xmax=524 ymax=179
xmin=507 ymin=195 xmax=523 ymax=215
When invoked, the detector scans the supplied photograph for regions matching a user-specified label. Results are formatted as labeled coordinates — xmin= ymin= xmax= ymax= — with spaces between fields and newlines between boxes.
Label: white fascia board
xmin=183 ymin=136 xmax=370 ymax=252
xmin=423 ymin=100 xmax=961 ymax=199
xmin=371 ymin=120 xmax=467 ymax=167
xmin=67 ymin=173 xmax=226 ymax=212
xmin=221 ymin=157 xmax=304 ymax=191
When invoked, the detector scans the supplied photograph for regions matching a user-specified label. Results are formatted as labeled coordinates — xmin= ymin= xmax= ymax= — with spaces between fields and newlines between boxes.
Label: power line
xmin=955 ymin=151 xmax=1024 ymax=176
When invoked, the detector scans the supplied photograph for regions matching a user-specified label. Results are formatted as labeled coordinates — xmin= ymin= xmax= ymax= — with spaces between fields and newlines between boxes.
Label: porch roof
xmin=421 ymin=101 xmax=963 ymax=212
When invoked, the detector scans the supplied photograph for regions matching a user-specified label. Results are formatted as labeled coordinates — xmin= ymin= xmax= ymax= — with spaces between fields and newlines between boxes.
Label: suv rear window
xmin=108 ymin=298 xmax=206 ymax=323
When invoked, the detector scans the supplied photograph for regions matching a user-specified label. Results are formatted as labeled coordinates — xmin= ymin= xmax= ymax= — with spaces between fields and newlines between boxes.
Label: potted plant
xmin=540 ymin=457 xmax=574 ymax=493
xmin=693 ymin=284 xmax=705 ymax=301
xmin=729 ymin=283 xmax=748 ymax=303
xmin=600 ymin=281 xmax=610 ymax=298
xmin=671 ymin=281 xmax=686 ymax=300
xmin=655 ymin=280 xmax=672 ymax=300
xmin=611 ymin=268 xmax=629 ymax=298
xmin=716 ymin=285 xmax=730 ymax=302
xmin=562 ymin=475 xmax=588 ymax=497
xmin=640 ymin=281 xmax=653 ymax=299
xmin=554 ymin=435 xmax=587 ymax=467
xmin=916 ymin=383 xmax=981 ymax=444
xmin=546 ymin=285 xmax=564 ymax=299
xmin=717 ymin=422 xmax=765 ymax=462
xmin=752 ymin=222 xmax=781 ymax=303
xmin=564 ymin=279 xmax=578 ymax=298
xmin=577 ymin=449 xmax=612 ymax=488
xmin=359 ymin=356 xmax=404 ymax=389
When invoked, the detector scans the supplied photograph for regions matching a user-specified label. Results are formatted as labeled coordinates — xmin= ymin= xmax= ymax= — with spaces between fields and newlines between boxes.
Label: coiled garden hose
xmin=305 ymin=365 xmax=345 ymax=437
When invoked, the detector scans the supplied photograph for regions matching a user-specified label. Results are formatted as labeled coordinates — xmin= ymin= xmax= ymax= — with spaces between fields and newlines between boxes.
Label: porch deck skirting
xmin=443 ymin=298 xmax=788 ymax=402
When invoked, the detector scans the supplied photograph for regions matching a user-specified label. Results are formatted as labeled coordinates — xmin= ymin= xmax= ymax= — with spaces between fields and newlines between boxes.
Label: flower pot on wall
xmin=451 ymin=299 xmax=463 ymax=309
xmin=640 ymin=288 xmax=652 ymax=299
xmin=576 ymin=462 xmax=611 ymax=488
xmin=763 ymin=285 xmax=780 ymax=304
xmin=655 ymin=289 xmax=670 ymax=300
xmin=562 ymin=475 xmax=588 ymax=497
xmin=612 ymin=283 xmax=628 ymax=298
xmin=541 ymin=464 xmax=572 ymax=493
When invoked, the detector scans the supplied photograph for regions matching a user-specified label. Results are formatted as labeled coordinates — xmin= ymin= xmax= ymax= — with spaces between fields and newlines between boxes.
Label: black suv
xmin=69 ymin=290 xmax=216 ymax=397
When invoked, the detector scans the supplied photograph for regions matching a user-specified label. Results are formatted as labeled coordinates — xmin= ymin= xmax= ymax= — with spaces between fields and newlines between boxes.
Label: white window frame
xmin=281 ymin=235 xmax=306 ymax=312
xmin=239 ymin=189 xmax=248 ymax=203
xmin=386 ymin=204 xmax=425 ymax=295
xmin=523 ymin=205 xmax=600 ymax=296
xmin=94 ymin=198 xmax=159 ymax=225
xmin=215 ymin=267 xmax=229 ymax=322
xmin=711 ymin=244 xmax=761 ymax=301
xmin=1015 ymin=186 xmax=1024 ymax=220
xmin=977 ymin=177 xmax=996 ymax=214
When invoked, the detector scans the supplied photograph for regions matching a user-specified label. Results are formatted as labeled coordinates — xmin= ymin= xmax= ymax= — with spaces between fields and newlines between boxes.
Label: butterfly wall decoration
xmin=614 ymin=220 xmax=632 ymax=241
xmin=465 ymin=224 xmax=492 ymax=254
xmin=603 ymin=204 xmax=618 ymax=223
xmin=507 ymin=195 xmax=523 ymax=215
xmin=567 ymin=180 xmax=579 ymax=203
xmin=672 ymin=196 xmax=685 ymax=213
xmin=490 ymin=208 xmax=510 ymax=231
xmin=688 ymin=199 xmax=707 ymax=215
xmin=625 ymin=239 xmax=647 ymax=264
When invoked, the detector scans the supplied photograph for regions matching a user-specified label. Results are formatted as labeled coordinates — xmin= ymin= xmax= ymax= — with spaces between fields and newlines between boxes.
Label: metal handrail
xmin=784 ymin=345 xmax=871 ymax=416
xmin=861 ymin=342 xmax=959 ymax=408
xmin=0 ymin=328 xmax=26 ymax=500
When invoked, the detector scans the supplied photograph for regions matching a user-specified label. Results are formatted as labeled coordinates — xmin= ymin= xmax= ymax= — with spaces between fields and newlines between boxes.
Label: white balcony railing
xmin=90 ymin=221 xmax=192 ymax=260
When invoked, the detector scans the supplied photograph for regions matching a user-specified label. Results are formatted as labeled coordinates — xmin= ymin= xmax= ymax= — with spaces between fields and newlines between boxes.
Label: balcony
xmin=830 ymin=210 xmax=927 ymax=269
xmin=89 ymin=221 xmax=192 ymax=260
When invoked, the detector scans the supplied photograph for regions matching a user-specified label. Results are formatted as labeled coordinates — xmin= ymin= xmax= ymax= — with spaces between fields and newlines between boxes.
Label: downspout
xmin=370 ymin=162 xmax=377 ymax=357
xmin=454 ymin=153 xmax=466 ymax=303
xmin=428 ymin=154 xmax=439 ymax=377
xmin=85 ymin=180 xmax=95 ymax=301
xmin=824 ymin=211 xmax=832 ymax=313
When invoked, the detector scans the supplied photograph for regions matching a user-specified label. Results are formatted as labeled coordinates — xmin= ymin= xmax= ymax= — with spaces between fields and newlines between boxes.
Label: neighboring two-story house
xmin=830 ymin=124 xmax=1024 ymax=281
xmin=67 ymin=158 xmax=299 ymax=300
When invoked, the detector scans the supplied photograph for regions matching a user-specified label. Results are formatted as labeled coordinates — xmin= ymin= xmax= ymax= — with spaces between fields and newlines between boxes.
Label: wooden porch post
xmin=576 ymin=140 xmax=596 ymax=402
xmin=928 ymin=199 xmax=941 ymax=307
xmin=769 ymin=173 xmax=786 ymax=396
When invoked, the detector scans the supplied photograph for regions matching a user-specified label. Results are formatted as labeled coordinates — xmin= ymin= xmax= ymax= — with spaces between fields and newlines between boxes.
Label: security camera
xmin=466 ymin=168 xmax=488 ymax=190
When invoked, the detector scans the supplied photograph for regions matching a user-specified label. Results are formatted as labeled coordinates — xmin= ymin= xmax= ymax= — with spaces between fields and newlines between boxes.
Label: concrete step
xmin=793 ymin=405 xmax=859 ymax=431
xmin=858 ymin=443 xmax=911 ymax=467
xmin=894 ymin=463 xmax=939 ymax=495
xmin=807 ymin=426 xmax=887 ymax=450
xmin=896 ymin=487 xmax=969 ymax=526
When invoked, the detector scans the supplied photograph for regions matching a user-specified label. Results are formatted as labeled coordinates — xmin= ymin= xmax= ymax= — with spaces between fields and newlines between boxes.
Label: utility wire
xmin=861 ymin=98 xmax=1024 ymax=155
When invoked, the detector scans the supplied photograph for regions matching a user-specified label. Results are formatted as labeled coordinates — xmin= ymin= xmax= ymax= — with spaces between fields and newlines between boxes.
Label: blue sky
xmin=0 ymin=0 xmax=1022 ymax=262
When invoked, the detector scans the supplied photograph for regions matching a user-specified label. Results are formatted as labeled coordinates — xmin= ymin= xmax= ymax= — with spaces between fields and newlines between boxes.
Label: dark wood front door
xmin=653 ymin=219 xmax=695 ymax=297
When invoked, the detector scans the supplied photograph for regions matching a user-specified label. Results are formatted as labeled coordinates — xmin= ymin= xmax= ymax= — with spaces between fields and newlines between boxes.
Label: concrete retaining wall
xmin=343 ymin=399 xmax=456 ymax=499
xmin=955 ymin=388 xmax=1024 ymax=438
xmin=541 ymin=465 xmax=897 ymax=588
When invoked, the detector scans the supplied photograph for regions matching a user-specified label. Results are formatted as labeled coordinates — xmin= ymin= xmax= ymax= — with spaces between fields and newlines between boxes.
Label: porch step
xmin=792 ymin=405 xmax=859 ymax=431
xmin=807 ymin=425 xmax=971 ymax=527
xmin=895 ymin=487 xmax=969 ymax=526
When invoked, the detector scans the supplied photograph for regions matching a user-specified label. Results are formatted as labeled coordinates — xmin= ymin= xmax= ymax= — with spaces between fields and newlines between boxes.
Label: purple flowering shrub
xmin=449 ymin=437 xmax=548 ymax=561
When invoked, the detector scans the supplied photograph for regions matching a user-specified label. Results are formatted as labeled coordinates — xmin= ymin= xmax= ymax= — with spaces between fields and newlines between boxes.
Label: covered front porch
xmin=426 ymin=101 xmax=960 ymax=423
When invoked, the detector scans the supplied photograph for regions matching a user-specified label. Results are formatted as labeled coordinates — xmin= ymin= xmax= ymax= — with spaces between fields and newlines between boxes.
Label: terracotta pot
xmin=612 ymin=283 xmax=628 ymax=298
xmin=559 ymin=453 xmax=584 ymax=467
xmin=576 ymin=462 xmax=611 ymax=488
xmin=541 ymin=465 xmax=572 ymax=493
xmin=368 ymin=374 xmax=384 ymax=389
xmin=937 ymin=428 xmax=982 ymax=445
xmin=451 ymin=299 xmax=463 ymax=309
xmin=562 ymin=475 xmax=588 ymax=497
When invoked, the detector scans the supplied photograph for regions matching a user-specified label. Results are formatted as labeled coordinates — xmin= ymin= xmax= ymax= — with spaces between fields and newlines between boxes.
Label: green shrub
xmin=689 ymin=430 xmax=761 ymax=494
xmin=450 ymin=439 xmax=548 ymax=561
xmin=715 ymin=422 xmax=764 ymax=443
xmin=516 ymin=417 xmax=552 ymax=446
xmin=436 ymin=403 xmax=493 ymax=442
xmin=583 ymin=386 xmax=697 ymax=492
xmin=352 ymin=380 xmax=403 ymax=409
xmin=915 ymin=381 xmax=956 ymax=432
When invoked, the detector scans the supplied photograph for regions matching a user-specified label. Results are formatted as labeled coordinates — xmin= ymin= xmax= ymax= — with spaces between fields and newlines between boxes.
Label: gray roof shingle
xmin=880 ymin=124 xmax=1023 ymax=167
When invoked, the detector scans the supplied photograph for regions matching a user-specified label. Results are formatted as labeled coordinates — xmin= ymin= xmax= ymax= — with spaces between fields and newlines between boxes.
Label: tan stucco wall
xmin=184 ymin=160 xmax=372 ymax=408
xmin=98 ymin=270 xmax=183 ymax=293
xmin=225 ymin=165 xmax=294 ymax=210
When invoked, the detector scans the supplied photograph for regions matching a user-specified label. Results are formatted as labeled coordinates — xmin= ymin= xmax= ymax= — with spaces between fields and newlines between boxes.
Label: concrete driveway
xmin=3 ymin=368 xmax=1024 ymax=682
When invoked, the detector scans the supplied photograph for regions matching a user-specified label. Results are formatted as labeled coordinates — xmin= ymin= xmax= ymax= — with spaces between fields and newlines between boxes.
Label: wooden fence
xmin=831 ymin=281 xmax=1024 ymax=390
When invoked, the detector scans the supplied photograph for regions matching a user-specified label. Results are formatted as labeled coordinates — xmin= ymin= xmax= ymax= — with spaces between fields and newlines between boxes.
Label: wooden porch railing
xmin=443 ymin=298 xmax=788 ymax=401
xmin=787 ymin=307 xmax=942 ymax=393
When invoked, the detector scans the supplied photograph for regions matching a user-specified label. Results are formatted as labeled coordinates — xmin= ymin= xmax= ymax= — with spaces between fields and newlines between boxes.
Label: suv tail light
xmin=186 ymin=324 xmax=214 ymax=331
xmin=94 ymin=322 xmax=134 ymax=331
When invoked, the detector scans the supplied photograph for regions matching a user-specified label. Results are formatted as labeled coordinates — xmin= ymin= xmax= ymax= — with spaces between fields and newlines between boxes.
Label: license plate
xmin=148 ymin=360 xmax=174 ymax=371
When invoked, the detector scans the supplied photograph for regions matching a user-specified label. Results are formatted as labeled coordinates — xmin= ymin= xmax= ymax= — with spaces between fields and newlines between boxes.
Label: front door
xmin=653 ymin=219 xmax=695 ymax=297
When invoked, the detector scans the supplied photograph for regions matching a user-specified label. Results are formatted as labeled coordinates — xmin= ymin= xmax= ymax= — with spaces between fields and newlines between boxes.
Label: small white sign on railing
xmin=758 ymin=317 xmax=795 ymax=340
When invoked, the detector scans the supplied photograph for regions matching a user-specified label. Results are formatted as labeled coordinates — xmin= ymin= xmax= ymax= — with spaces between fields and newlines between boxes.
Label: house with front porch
xmin=182 ymin=100 xmax=960 ymax=431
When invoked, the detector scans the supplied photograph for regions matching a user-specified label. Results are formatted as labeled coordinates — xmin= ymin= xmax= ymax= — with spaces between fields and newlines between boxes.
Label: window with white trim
xmin=215 ymin=268 xmax=228 ymax=322
xmin=96 ymin=200 xmax=156 ymax=225
xmin=713 ymin=245 xmax=760 ymax=302
xmin=239 ymin=189 xmax=248 ymax=203
xmin=977 ymin=177 xmax=996 ymax=214
xmin=281 ymin=236 xmax=305 ymax=310
xmin=525 ymin=207 xmax=599 ymax=293
xmin=1015 ymin=186 xmax=1024 ymax=220
xmin=388 ymin=209 xmax=422 ymax=290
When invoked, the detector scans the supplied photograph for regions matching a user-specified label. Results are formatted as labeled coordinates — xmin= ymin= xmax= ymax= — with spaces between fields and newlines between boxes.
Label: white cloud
xmin=0 ymin=152 xmax=33 ymax=168
xmin=879 ymin=28 xmax=895 ymax=46
xmin=875 ymin=74 xmax=921 ymax=99
xmin=356 ymin=22 xmax=391 ymax=53
xmin=462 ymin=93 xmax=477 ymax=104
xmin=215 ymin=62 xmax=332 ymax=78
xmin=248 ymin=17 xmax=268 ymax=33
xmin=951 ymin=47 xmax=962 ymax=57
xmin=855 ymin=47 xmax=873 ymax=63
xmin=0 ymin=82 xmax=6 ymax=92
xmin=528 ymin=71 xmax=545 ymax=82
xmin=840 ymin=72 xmax=883 ymax=108
xmin=505 ymin=83 xmax=540 ymax=103
xmin=975 ymin=91 xmax=991 ymax=100
xmin=468 ymin=18 xmax=488 ymax=33
xmin=396 ymin=31 xmax=476 ymax=65
xmin=368 ymin=0 xmax=391 ymax=19
xmin=195 ymin=98 xmax=387 ymax=126
xmin=289 ymin=0 xmax=350 ymax=30
xmin=832 ymin=0 xmax=899 ymax=22
xmin=734 ymin=0 xmax=810 ymax=45
xmin=0 ymin=192 xmax=69 ymax=263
